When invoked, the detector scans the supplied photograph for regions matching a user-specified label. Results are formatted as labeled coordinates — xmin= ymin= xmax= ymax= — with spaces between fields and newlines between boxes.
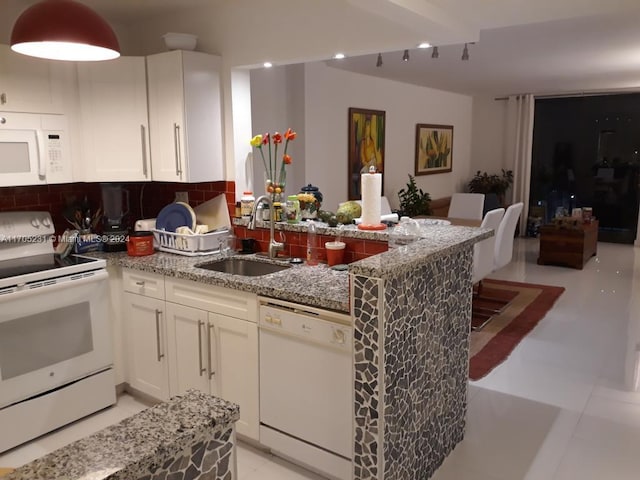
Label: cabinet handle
xmin=0 ymin=93 xmax=6 ymax=105
xmin=173 ymin=123 xmax=182 ymax=178
xmin=207 ymin=323 xmax=215 ymax=378
xmin=140 ymin=124 xmax=148 ymax=177
xmin=198 ymin=320 xmax=205 ymax=376
xmin=135 ymin=281 xmax=145 ymax=286
xmin=155 ymin=309 xmax=164 ymax=362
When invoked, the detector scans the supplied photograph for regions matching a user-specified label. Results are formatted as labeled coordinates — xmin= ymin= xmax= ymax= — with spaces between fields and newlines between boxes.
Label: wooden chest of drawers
xmin=537 ymin=219 xmax=598 ymax=269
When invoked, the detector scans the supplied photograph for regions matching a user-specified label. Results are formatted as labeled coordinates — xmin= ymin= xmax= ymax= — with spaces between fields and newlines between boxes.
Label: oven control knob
xmin=41 ymin=217 xmax=51 ymax=228
xmin=31 ymin=218 xmax=40 ymax=228
xmin=333 ymin=329 xmax=345 ymax=344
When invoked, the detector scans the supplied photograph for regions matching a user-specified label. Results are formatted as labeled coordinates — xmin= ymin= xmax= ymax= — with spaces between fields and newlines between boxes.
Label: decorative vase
xmin=298 ymin=183 xmax=322 ymax=220
xmin=299 ymin=199 xmax=319 ymax=220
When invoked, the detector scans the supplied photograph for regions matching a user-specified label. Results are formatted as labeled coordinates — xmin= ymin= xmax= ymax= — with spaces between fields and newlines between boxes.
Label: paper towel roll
xmin=361 ymin=172 xmax=382 ymax=226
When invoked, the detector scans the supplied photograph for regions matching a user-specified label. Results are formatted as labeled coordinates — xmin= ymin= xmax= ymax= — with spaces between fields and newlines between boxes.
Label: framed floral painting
xmin=414 ymin=124 xmax=453 ymax=176
xmin=348 ymin=108 xmax=385 ymax=200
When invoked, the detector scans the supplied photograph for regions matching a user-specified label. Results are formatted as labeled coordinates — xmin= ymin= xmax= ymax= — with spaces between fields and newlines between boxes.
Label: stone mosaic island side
xmin=4 ymin=390 xmax=240 ymax=480
xmin=349 ymin=227 xmax=490 ymax=480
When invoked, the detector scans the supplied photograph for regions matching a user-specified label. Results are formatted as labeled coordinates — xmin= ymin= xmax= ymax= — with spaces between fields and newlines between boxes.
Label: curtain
xmin=506 ymin=94 xmax=535 ymax=236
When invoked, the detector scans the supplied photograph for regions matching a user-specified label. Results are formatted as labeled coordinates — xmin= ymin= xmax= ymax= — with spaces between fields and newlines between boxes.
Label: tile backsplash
xmin=0 ymin=181 xmax=236 ymax=237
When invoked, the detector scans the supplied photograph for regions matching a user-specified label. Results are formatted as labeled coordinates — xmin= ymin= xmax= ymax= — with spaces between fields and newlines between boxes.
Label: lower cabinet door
xmin=123 ymin=292 xmax=169 ymax=401
xmin=166 ymin=302 xmax=211 ymax=396
xmin=209 ymin=313 xmax=259 ymax=440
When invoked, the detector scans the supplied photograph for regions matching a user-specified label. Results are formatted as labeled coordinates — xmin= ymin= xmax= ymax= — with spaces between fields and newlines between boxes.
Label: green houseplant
xmin=397 ymin=174 xmax=432 ymax=217
xmin=467 ymin=169 xmax=514 ymax=204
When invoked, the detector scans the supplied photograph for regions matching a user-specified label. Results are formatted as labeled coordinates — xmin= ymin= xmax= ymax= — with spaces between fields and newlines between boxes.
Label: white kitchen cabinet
xmin=122 ymin=269 xmax=169 ymax=401
xmin=76 ymin=57 xmax=150 ymax=181
xmin=165 ymin=277 xmax=259 ymax=440
xmin=124 ymin=292 xmax=170 ymax=401
xmin=146 ymin=50 xmax=224 ymax=182
xmin=166 ymin=302 xmax=210 ymax=395
xmin=0 ymin=45 xmax=69 ymax=114
xmin=210 ymin=312 xmax=259 ymax=440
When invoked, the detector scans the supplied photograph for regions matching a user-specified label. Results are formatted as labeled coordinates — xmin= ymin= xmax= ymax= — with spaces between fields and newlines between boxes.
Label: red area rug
xmin=469 ymin=279 xmax=565 ymax=380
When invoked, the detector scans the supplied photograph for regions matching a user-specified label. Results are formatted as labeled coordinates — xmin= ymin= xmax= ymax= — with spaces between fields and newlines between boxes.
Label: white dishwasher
xmin=258 ymin=299 xmax=353 ymax=480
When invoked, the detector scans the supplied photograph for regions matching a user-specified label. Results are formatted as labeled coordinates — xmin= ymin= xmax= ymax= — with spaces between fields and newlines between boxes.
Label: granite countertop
xmin=91 ymin=224 xmax=490 ymax=314
xmin=349 ymin=225 xmax=492 ymax=278
xmin=93 ymin=250 xmax=351 ymax=313
xmin=4 ymin=390 xmax=239 ymax=480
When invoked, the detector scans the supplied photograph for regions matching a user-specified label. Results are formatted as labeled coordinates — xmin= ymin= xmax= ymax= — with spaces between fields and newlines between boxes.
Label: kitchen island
xmin=93 ymin=222 xmax=490 ymax=480
xmin=4 ymin=390 xmax=239 ymax=480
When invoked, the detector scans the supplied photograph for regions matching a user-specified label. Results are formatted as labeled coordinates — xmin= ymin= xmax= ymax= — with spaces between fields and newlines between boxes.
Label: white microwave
xmin=0 ymin=111 xmax=72 ymax=186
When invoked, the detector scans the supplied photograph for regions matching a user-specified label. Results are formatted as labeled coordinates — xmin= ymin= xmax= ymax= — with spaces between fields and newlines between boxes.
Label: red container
xmin=127 ymin=231 xmax=154 ymax=256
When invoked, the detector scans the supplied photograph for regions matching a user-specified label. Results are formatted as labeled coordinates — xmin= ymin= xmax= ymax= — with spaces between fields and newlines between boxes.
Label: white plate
xmin=156 ymin=202 xmax=196 ymax=232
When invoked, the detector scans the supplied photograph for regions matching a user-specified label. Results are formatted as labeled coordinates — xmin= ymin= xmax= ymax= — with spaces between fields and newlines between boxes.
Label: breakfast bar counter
xmin=4 ymin=390 xmax=239 ymax=480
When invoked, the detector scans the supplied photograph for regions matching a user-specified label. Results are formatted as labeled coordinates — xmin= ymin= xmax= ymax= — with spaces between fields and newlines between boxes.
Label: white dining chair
xmin=471 ymin=208 xmax=505 ymax=330
xmin=472 ymin=208 xmax=505 ymax=285
xmin=448 ymin=193 xmax=485 ymax=220
xmin=493 ymin=202 xmax=524 ymax=272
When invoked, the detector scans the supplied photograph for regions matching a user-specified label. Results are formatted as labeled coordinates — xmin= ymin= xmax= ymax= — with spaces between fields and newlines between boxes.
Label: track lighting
xmin=431 ymin=46 xmax=439 ymax=59
xmin=402 ymin=49 xmax=409 ymax=62
xmin=461 ymin=43 xmax=469 ymax=61
xmin=376 ymin=53 xmax=383 ymax=67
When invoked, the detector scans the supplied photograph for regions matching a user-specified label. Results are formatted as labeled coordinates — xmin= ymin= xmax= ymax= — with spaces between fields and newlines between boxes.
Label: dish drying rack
xmin=152 ymin=228 xmax=230 ymax=256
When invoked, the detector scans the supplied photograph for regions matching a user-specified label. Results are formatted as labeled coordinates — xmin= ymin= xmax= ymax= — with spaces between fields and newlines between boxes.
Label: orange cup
xmin=325 ymin=241 xmax=346 ymax=266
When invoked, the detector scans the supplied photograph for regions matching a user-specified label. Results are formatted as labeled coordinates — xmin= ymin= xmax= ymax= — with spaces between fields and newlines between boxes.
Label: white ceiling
xmin=3 ymin=0 xmax=640 ymax=97
xmin=328 ymin=12 xmax=640 ymax=96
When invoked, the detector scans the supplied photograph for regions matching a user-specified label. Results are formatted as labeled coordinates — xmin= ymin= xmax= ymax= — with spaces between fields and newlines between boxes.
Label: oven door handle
xmin=0 ymin=270 xmax=108 ymax=301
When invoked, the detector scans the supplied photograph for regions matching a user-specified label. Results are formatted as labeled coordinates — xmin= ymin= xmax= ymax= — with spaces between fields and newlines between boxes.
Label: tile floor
xmin=1 ymin=238 xmax=638 ymax=479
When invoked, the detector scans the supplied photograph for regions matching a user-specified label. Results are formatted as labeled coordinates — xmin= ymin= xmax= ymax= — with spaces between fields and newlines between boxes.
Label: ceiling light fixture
xmin=431 ymin=46 xmax=439 ymax=59
xmin=461 ymin=43 xmax=470 ymax=61
xmin=333 ymin=53 xmax=345 ymax=59
xmin=11 ymin=0 xmax=120 ymax=61
xmin=263 ymin=62 xmax=273 ymax=68
xmin=417 ymin=42 xmax=431 ymax=49
xmin=402 ymin=49 xmax=409 ymax=62
xmin=376 ymin=53 xmax=383 ymax=67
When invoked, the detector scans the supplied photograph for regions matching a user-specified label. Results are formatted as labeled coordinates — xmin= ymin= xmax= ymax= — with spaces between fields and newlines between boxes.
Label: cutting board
xmin=193 ymin=194 xmax=231 ymax=231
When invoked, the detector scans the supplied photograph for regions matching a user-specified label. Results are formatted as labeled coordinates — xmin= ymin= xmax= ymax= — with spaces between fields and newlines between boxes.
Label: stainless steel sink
xmin=195 ymin=258 xmax=290 ymax=276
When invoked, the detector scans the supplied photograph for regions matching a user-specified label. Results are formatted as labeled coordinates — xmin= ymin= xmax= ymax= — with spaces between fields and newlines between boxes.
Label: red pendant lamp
xmin=11 ymin=0 xmax=120 ymax=61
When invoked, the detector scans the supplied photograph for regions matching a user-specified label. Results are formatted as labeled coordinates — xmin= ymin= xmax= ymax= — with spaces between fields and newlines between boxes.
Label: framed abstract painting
xmin=415 ymin=123 xmax=453 ymax=176
xmin=348 ymin=108 xmax=385 ymax=199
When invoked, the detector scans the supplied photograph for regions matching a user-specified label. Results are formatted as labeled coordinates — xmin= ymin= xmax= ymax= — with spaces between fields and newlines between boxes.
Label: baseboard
xmin=121 ymin=383 xmax=162 ymax=407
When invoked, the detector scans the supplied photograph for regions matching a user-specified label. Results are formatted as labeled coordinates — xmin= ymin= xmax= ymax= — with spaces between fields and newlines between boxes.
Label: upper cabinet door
xmin=77 ymin=57 xmax=150 ymax=182
xmin=146 ymin=50 xmax=224 ymax=183
xmin=0 ymin=45 xmax=67 ymax=114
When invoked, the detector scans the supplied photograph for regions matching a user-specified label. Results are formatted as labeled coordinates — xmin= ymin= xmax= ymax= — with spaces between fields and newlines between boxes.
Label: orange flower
xmin=283 ymin=154 xmax=292 ymax=165
xmin=284 ymin=128 xmax=297 ymax=141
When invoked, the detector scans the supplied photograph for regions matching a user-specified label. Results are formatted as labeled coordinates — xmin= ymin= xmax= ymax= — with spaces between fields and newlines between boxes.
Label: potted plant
xmin=397 ymin=174 xmax=432 ymax=217
xmin=467 ymin=169 xmax=513 ymax=205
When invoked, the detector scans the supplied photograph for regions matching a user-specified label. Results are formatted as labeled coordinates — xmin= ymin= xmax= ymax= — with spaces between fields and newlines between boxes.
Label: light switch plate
xmin=175 ymin=191 xmax=189 ymax=203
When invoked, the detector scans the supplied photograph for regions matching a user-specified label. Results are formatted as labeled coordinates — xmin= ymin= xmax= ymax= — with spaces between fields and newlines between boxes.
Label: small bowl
xmin=162 ymin=33 xmax=198 ymax=51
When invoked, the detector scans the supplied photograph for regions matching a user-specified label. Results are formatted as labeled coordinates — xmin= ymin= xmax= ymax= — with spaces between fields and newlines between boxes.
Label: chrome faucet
xmin=248 ymin=194 xmax=284 ymax=259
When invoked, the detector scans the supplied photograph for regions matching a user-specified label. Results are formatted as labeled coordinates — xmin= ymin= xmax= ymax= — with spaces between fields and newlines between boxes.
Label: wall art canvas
xmin=348 ymin=108 xmax=385 ymax=199
xmin=415 ymin=123 xmax=453 ymax=176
